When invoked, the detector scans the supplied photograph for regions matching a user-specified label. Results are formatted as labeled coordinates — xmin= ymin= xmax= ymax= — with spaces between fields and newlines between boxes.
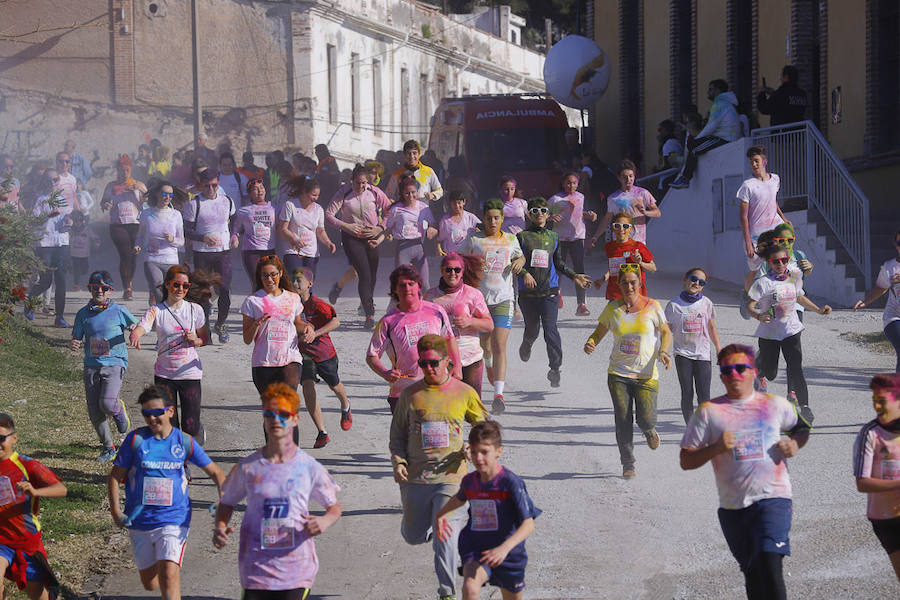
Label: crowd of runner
xmin=0 ymin=134 xmax=899 ymax=600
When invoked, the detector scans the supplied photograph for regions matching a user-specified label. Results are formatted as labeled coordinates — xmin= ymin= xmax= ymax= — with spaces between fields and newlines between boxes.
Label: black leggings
xmin=241 ymin=249 xmax=271 ymax=283
xmin=675 ymin=355 xmax=711 ymax=424
xmin=559 ymin=240 xmax=586 ymax=305
xmin=31 ymin=246 xmax=69 ymax=316
xmin=461 ymin=360 xmax=484 ymax=399
xmin=242 ymin=589 xmax=309 ymax=600
xmin=109 ymin=223 xmax=138 ymax=291
xmin=154 ymin=377 xmax=204 ymax=443
xmin=757 ymin=333 xmax=808 ymax=406
xmin=743 ymin=552 xmax=786 ymax=600
xmin=341 ymin=232 xmax=379 ymax=318
xmin=252 ymin=363 xmax=301 ymax=444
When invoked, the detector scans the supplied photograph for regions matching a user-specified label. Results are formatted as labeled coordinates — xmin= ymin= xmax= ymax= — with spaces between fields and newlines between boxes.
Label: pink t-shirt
xmin=137 ymin=302 xmax=206 ymax=380
xmin=607 ymin=186 xmax=656 ymax=243
xmin=220 ymin=448 xmax=340 ymax=591
xmin=103 ymin=184 xmax=142 ymax=225
xmin=438 ymin=211 xmax=481 ymax=254
xmin=280 ymin=200 xmax=325 ymax=257
xmin=240 ymin=290 xmax=305 ymax=367
xmin=501 ymin=198 xmax=528 ymax=235
xmin=366 ymin=301 xmax=454 ymax=397
xmin=681 ymin=393 xmax=798 ymax=510
xmin=549 ymin=191 xmax=586 ymax=241
xmin=384 ymin=201 xmax=432 ymax=240
xmin=853 ymin=420 xmax=900 ymax=520
xmin=58 ymin=173 xmax=77 ymax=212
xmin=325 ymin=186 xmax=391 ymax=233
xmin=423 ymin=284 xmax=489 ymax=367
xmin=235 ymin=203 xmax=276 ymax=251
xmin=737 ymin=174 xmax=782 ymax=238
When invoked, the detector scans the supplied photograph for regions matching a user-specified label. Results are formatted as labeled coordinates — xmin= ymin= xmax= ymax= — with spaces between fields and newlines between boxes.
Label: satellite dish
xmin=543 ymin=35 xmax=610 ymax=109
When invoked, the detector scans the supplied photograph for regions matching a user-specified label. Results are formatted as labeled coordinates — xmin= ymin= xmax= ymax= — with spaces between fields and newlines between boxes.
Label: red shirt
xmin=300 ymin=295 xmax=337 ymax=362
xmin=603 ymin=239 xmax=653 ymax=300
xmin=0 ymin=453 xmax=59 ymax=544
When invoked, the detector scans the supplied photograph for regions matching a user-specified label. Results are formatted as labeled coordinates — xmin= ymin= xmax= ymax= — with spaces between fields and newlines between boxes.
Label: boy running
xmin=108 ymin=385 xmax=226 ymax=600
xmin=435 ymin=421 xmax=541 ymax=600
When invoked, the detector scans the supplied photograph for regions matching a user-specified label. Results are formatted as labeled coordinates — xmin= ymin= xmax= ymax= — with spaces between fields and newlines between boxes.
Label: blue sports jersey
xmin=456 ymin=467 xmax=541 ymax=569
xmin=72 ymin=302 xmax=137 ymax=368
xmin=113 ymin=426 xmax=212 ymax=530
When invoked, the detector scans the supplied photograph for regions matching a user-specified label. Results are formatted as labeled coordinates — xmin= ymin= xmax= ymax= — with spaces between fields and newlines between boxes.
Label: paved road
xmin=47 ymin=249 xmax=897 ymax=599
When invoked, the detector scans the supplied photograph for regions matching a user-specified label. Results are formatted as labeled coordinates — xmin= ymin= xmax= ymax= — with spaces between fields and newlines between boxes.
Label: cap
xmin=88 ymin=270 xmax=115 ymax=288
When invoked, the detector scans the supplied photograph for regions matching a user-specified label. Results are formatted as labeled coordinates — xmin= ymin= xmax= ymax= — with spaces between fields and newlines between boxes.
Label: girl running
xmin=101 ymin=155 xmax=146 ymax=300
xmin=134 ymin=180 xmax=185 ymax=304
xmin=549 ymin=171 xmax=597 ymax=315
xmin=434 ymin=190 xmax=481 ymax=256
xmin=233 ymin=177 xmax=276 ymax=281
xmin=855 ymin=227 xmax=900 ymax=372
xmin=278 ymin=177 xmax=336 ymax=278
xmin=375 ymin=176 xmax=433 ymax=288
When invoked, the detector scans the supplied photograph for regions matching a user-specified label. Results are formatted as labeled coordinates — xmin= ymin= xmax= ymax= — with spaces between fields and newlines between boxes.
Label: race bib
xmin=733 ymin=431 xmax=765 ymax=461
xmin=469 ymin=499 xmax=499 ymax=531
xmin=254 ymin=221 xmax=271 ymax=241
xmin=261 ymin=497 xmax=294 ymax=549
xmin=485 ymin=248 xmax=510 ymax=274
xmin=205 ymin=234 xmax=222 ymax=248
xmin=404 ymin=321 xmax=431 ymax=348
xmin=0 ymin=476 xmax=17 ymax=506
xmin=882 ymin=459 xmax=900 ymax=481
xmin=142 ymin=477 xmax=174 ymax=506
xmin=117 ymin=201 xmax=137 ymax=221
xmin=298 ymin=227 xmax=315 ymax=246
xmin=90 ymin=336 xmax=111 ymax=357
xmin=772 ymin=283 xmax=797 ymax=319
xmin=162 ymin=333 xmax=189 ymax=361
xmin=401 ymin=220 xmax=420 ymax=239
xmin=682 ymin=313 xmax=703 ymax=334
xmin=267 ymin=320 xmax=291 ymax=343
xmin=450 ymin=228 xmax=466 ymax=244
xmin=618 ymin=333 xmax=641 ymax=356
xmin=421 ymin=421 xmax=450 ymax=448
xmin=608 ymin=256 xmax=626 ymax=277
xmin=530 ymin=249 xmax=550 ymax=269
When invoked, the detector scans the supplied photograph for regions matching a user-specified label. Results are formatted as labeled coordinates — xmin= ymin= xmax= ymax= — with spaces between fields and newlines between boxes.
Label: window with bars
xmin=326 ymin=44 xmax=337 ymax=125
xmin=619 ymin=0 xmax=643 ymax=160
xmin=373 ymin=59 xmax=383 ymax=135
xmin=351 ymin=53 xmax=360 ymax=131
xmin=867 ymin=0 xmax=900 ymax=153
xmin=669 ymin=0 xmax=696 ymax=120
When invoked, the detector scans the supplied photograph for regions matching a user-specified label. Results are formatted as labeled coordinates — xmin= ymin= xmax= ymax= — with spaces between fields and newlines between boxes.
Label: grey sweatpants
xmin=83 ymin=365 xmax=127 ymax=448
xmin=399 ymin=482 xmax=467 ymax=597
xmin=395 ymin=240 xmax=429 ymax=290
xmin=144 ymin=260 xmax=177 ymax=303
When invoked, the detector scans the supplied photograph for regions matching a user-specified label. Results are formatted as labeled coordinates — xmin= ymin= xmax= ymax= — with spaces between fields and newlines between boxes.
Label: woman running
xmin=101 ymin=154 xmax=146 ymax=300
xmin=326 ymin=164 xmax=392 ymax=329
xmin=278 ymin=177 xmax=336 ymax=278
xmin=499 ymin=175 xmax=528 ymax=319
xmin=549 ymin=171 xmax=597 ymax=315
xmin=757 ymin=223 xmax=815 ymax=321
xmin=855 ymin=228 xmax=900 ymax=372
xmin=424 ymin=252 xmax=493 ymax=398
xmin=746 ymin=244 xmax=831 ymax=405
xmin=240 ymin=255 xmax=316 ymax=446
xmin=460 ymin=198 xmax=525 ymax=414
xmin=233 ymin=177 xmax=276 ymax=281
xmin=584 ymin=263 xmax=672 ymax=479
xmin=134 ymin=180 xmax=185 ymax=304
xmin=375 ymin=176 xmax=433 ymax=288
xmin=129 ymin=265 xmax=210 ymax=442
xmin=433 ymin=190 xmax=481 ymax=256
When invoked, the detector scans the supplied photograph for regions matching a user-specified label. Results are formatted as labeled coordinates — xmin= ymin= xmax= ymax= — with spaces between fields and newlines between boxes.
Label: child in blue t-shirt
xmin=70 ymin=270 xmax=138 ymax=462
xmin=436 ymin=421 xmax=541 ymax=599
xmin=107 ymin=384 xmax=225 ymax=600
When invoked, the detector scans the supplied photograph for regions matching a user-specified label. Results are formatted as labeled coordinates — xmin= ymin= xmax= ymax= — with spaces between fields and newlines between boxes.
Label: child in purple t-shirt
xmin=436 ymin=421 xmax=540 ymax=599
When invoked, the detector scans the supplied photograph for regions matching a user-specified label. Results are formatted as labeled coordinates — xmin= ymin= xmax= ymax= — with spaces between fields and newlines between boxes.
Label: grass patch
xmin=840 ymin=330 xmax=895 ymax=354
xmin=0 ymin=316 xmax=126 ymax=598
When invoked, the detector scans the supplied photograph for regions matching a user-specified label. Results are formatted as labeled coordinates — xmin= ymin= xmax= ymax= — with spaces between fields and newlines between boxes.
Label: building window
xmin=373 ymin=59 xmax=383 ymax=135
xmin=420 ymin=73 xmax=430 ymax=139
xmin=351 ymin=53 xmax=360 ymax=131
xmin=326 ymin=44 xmax=337 ymax=125
xmin=619 ymin=0 xmax=644 ymax=160
xmin=726 ymin=0 xmax=757 ymax=115
xmin=669 ymin=0 xmax=696 ymax=120
xmin=866 ymin=0 xmax=900 ymax=153
xmin=436 ymin=76 xmax=447 ymax=103
xmin=790 ymin=0 xmax=826 ymax=131
xmin=401 ymin=68 xmax=410 ymax=139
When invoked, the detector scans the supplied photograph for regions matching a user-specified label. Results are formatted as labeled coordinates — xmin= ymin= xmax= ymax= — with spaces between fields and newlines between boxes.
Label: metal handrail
xmin=751 ymin=121 xmax=872 ymax=289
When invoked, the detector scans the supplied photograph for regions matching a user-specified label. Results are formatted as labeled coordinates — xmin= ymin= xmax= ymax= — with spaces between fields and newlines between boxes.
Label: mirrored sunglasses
xmin=719 ymin=363 xmax=755 ymax=376
xmin=612 ymin=222 xmax=632 ymax=230
xmin=688 ymin=275 xmax=707 ymax=286
xmin=141 ymin=407 xmax=168 ymax=417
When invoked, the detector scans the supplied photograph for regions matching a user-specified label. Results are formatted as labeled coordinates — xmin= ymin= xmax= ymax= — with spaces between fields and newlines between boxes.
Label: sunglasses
xmin=612 ymin=222 xmax=632 ymax=230
xmin=768 ymin=257 xmax=789 ymax=265
xmin=688 ymin=275 xmax=706 ymax=286
xmin=167 ymin=281 xmax=191 ymax=290
xmin=202 ymin=182 xmax=218 ymax=188
xmin=443 ymin=267 xmax=462 ymax=274
xmin=773 ymin=237 xmax=795 ymax=245
xmin=263 ymin=409 xmax=296 ymax=421
xmin=0 ymin=433 xmax=14 ymax=444
xmin=528 ymin=207 xmax=549 ymax=215
xmin=248 ymin=178 xmax=264 ymax=185
xmin=719 ymin=363 xmax=755 ymax=376
xmin=619 ymin=262 xmax=641 ymax=274
xmin=417 ymin=358 xmax=444 ymax=369
xmin=261 ymin=271 xmax=281 ymax=280
xmin=88 ymin=284 xmax=113 ymax=292
xmin=159 ymin=191 xmax=174 ymax=199
xmin=258 ymin=254 xmax=278 ymax=263
xmin=141 ymin=407 xmax=168 ymax=418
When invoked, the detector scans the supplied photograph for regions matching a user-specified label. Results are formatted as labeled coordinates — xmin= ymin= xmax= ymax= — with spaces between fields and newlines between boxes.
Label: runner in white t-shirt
xmin=277 ymin=177 xmax=336 ymax=278
xmin=590 ymin=159 xmax=660 ymax=247
xmin=854 ymin=229 xmax=900 ymax=373
xmin=432 ymin=190 xmax=481 ymax=256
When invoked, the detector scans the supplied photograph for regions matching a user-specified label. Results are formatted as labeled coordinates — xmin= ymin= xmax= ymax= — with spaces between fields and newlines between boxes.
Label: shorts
xmin=870 ymin=516 xmax=900 ymax=555
xmin=746 ymin=235 xmax=762 ymax=271
xmin=718 ymin=498 xmax=792 ymax=573
xmin=300 ymin=355 xmax=340 ymax=387
xmin=459 ymin=555 xmax=525 ymax=593
xmin=128 ymin=525 xmax=189 ymax=570
xmin=242 ymin=589 xmax=310 ymax=600
xmin=0 ymin=544 xmax=47 ymax=581
xmin=488 ymin=299 xmax=514 ymax=329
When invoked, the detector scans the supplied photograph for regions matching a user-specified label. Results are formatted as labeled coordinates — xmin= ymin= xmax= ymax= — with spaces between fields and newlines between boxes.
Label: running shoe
xmin=739 ymin=291 xmax=752 ymax=320
xmin=115 ymin=398 xmax=130 ymax=434
xmin=518 ymin=341 xmax=531 ymax=362
xmin=756 ymin=377 xmax=768 ymax=393
xmin=313 ymin=431 xmax=330 ymax=449
xmin=340 ymin=408 xmax=353 ymax=431
xmin=576 ymin=304 xmax=590 ymax=316
xmin=439 ymin=596 xmax=457 ymax=600
xmin=622 ymin=467 xmax=636 ymax=479
xmin=547 ymin=368 xmax=561 ymax=388
xmin=557 ymin=294 xmax=564 ymax=309
xmin=214 ymin=323 xmax=231 ymax=344
xmin=54 ymin=316 xmax=71 ymax=328
xmin=328 ymin=283 xmax=342 ymax=304
xmin=645 ymin=428 xmax=660 ymax=450
xmin=23 ymin=305 xmax=34 ymax=321
xmin=123 ymin=289 xmax=133 ymax=301
xmin=491 ymin=394 xmax=505 ymax=415
xmin=363 ymin=316 xmax=375 ymax=330
xmin=96 ymin=446 xmax=117 ymax=463
xmin=669 ymin=176 xmax=689 ymax=189
xmin=357 ymin=304 xmax=366 ymax=316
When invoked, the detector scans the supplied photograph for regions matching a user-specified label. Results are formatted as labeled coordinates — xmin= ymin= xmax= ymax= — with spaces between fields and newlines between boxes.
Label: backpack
xmin=192 ymin=193 xmax=234 ymax=223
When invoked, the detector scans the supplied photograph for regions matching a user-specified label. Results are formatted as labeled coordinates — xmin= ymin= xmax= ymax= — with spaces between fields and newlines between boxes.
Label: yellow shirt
xmin=591 ymin=298 xmax=666 ymax=380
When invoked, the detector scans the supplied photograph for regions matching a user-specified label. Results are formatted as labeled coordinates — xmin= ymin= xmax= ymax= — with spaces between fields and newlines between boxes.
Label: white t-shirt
xmin=280 ymin=200 xmax=325 ymax=257
xmin=748 ymin=271 xmax=805 ymax=341
xmin=183 ymin=190 xmax=236 ymax=252
xmin=681 ymin=392 xmax=798 ymax=510
xmin=57 ymin=173 xmax=77 ymax=211
xmin=661 ymin=138 xmax=683 ymax=157
xmin=437 ymin=211 xmax=481 ymax=254
xmin=32 ymin=195 xmax=69 ymax=247
xmin=549 ymin=191 xmax=586 ymax=241
xmin=240 ymin=290 xmax=304 ymax=368
xmin=459 ymin=232 xmax=523 ymax=305
xmin=876 ymin=258 xmax=900 ymax=326
xmin=736 ymin=174 xmax=783 ymax=239
xmin=664 ymin=296 xmax=716 ymax=361
xmin=136 ymin=208 xmax=184 ymax=264
xmin=606 ymin=187 xmax=656 ymax=244
xmin=217 ymin=171 xmax=248 ymax=206
xmin=137 ymin=302 xmax=206 ymax=380
xmin=384 ymin=201 xmax=432 ymax=241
